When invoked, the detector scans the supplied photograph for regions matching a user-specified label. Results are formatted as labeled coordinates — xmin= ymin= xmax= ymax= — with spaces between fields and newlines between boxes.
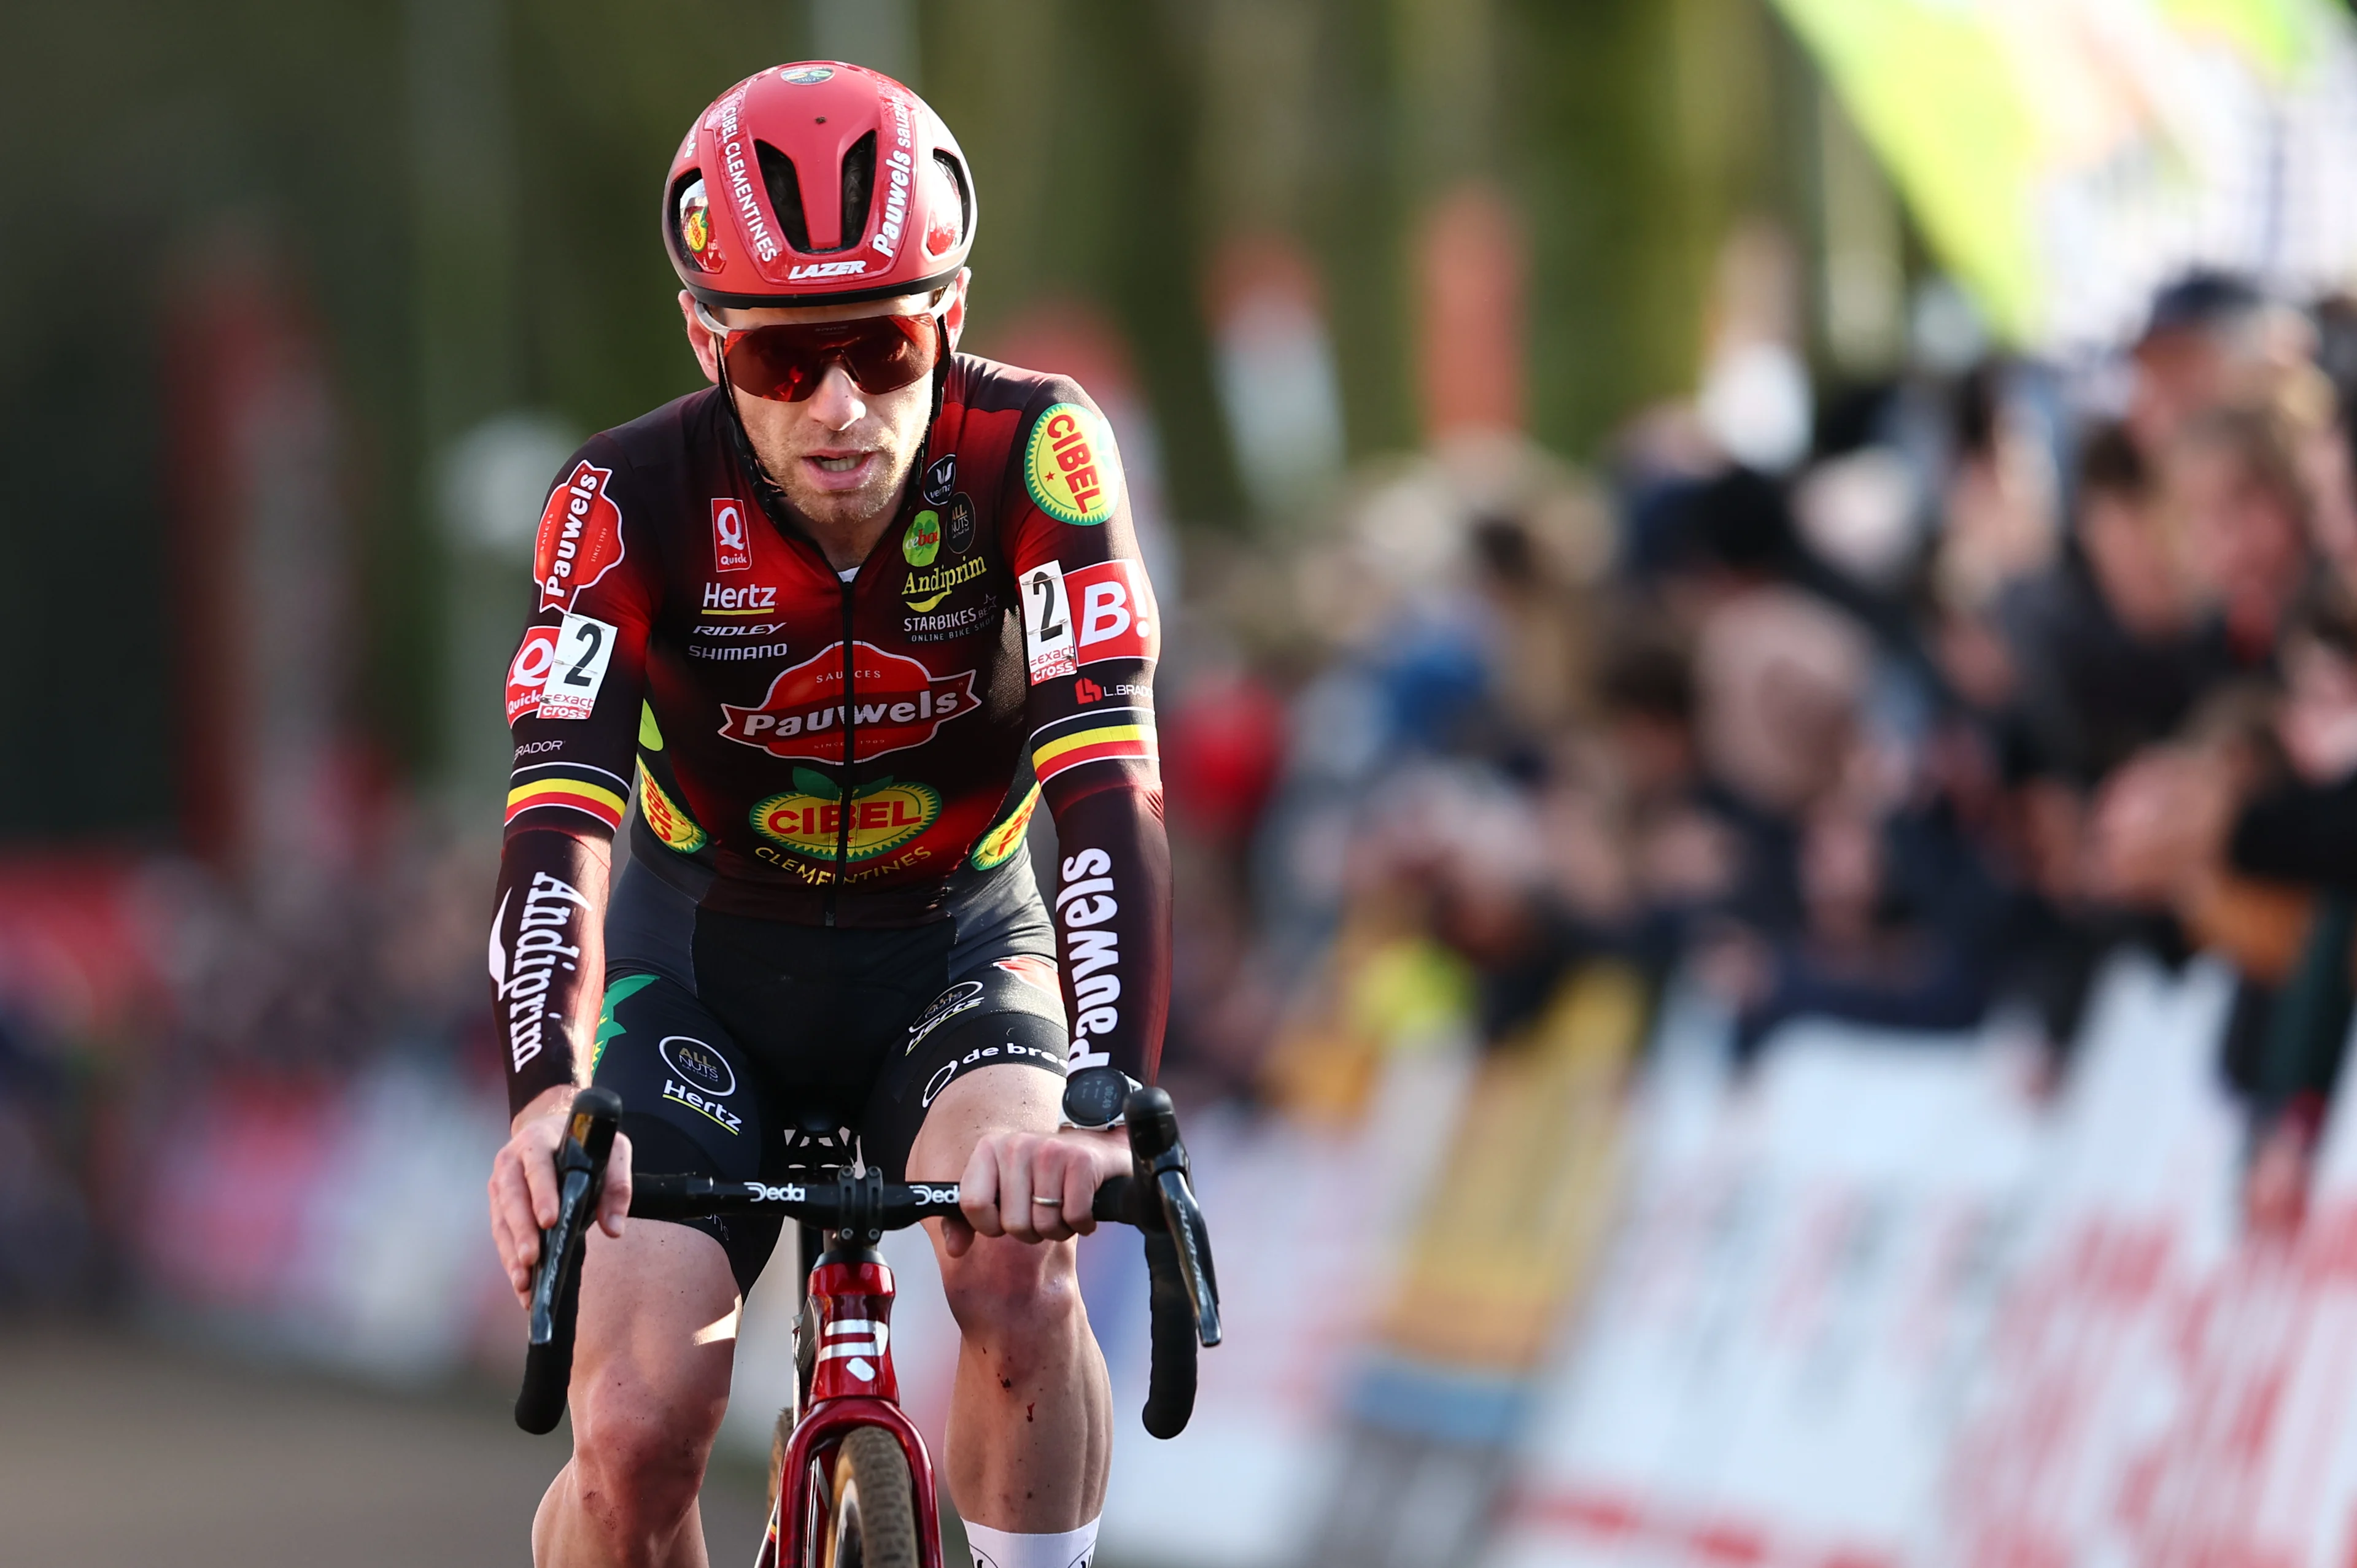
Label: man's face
xmin=679 ymin=290 xmax=944 ymax=535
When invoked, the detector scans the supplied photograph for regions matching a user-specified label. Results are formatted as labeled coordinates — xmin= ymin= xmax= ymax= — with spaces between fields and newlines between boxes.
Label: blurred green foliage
xmin=0 ymin=0 xmax=1795 ymax=838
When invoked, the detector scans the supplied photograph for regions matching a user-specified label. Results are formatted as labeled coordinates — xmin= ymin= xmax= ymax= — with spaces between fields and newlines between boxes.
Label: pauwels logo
xmin=533 ymin=461 xmax=627 ymax=613
xmin=718 ymin=642 xmax=977 ymax=763
xmin=711 ymin=498 xmax=751 ymax=573
xmin=487 ymin=871 xmax=592 ymax=1075
xmin=1055 ymin=847 xmax=1122 ymax=1071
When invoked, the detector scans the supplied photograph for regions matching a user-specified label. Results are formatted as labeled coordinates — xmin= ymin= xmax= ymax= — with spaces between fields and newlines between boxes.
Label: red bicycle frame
xmin=759 ymin=1248 xmax=945 ymax=1568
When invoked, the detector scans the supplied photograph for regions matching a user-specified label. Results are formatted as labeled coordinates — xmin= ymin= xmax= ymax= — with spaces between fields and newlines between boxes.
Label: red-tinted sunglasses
xmin=697 ymin=300 xmax=946 ymax=403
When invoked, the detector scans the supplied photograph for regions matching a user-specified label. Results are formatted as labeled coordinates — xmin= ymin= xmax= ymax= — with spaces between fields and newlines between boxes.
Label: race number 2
xmin=538 ymin=613 xmax=618 ymax=720
xmin=1021 ymin=563 xmax=1077 ymax=684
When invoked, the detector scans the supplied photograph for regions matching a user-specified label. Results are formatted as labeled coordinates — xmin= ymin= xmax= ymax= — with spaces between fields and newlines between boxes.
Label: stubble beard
xmin=738 ymin=398 xmax=924 ymax=540
xmin=770 ymin=443 xmax=917 ymax=534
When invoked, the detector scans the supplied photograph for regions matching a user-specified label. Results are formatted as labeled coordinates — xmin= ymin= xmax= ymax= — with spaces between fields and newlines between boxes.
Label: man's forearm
xmin=1041 ymin=784 xmax=1171 ymax=1088
xmin=489 ymin=830 xmax=613 ymax=1117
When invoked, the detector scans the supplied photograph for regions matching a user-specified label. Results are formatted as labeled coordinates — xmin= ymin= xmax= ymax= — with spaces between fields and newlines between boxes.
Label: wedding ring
xmin=1032 ymin=1194 xmax=1064 ymax=1207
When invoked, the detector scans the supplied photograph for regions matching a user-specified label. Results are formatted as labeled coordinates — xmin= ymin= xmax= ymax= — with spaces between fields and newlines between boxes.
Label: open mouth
xmin=800 ymin=452 xmax=877 ymax=489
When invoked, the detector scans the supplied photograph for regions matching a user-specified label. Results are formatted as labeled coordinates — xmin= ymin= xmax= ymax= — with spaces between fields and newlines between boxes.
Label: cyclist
xmin=483 ymin=62 xmax=1167 ymax=1568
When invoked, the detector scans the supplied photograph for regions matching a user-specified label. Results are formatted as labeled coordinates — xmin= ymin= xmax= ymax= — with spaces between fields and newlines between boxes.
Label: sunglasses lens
xmin=725 ymin=315 xmax=940 ymax=403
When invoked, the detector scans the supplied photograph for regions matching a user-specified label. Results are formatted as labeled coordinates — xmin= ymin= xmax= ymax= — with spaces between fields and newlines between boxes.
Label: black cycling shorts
xmin=589 ymin=854 xmax=1069 ymax=1294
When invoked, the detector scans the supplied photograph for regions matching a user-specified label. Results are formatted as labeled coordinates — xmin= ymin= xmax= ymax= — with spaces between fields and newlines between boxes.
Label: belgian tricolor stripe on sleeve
xmin=505 ymin=762 xmax=629 ymax=831
xmin=1030 ymin=707 xmax=1159 ymax=786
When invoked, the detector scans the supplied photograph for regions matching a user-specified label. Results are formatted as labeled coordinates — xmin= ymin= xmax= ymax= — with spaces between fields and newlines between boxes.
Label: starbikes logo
xmin=718 ymin=642 xmax=977 ymax=762
xmin=750 ymin=768 xmax=941 ymax=862
xmin=534 ymin=462 xmax=627 ymax=612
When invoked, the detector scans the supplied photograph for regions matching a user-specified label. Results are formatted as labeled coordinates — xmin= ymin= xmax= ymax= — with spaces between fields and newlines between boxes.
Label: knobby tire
xmin=818 ymin=1426 xmax=919 ymax=1568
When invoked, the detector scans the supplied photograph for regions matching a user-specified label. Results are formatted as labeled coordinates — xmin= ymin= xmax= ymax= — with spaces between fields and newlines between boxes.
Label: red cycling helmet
xmin=664 ymin=62 xmax=976 ymax=313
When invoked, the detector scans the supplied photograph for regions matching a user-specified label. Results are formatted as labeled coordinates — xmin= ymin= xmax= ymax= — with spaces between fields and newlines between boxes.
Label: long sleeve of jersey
xmin=1004 ymin=384 xmax=1172 ymax=1086
xmin=489 ymin=439 xmax=659 ymax=1117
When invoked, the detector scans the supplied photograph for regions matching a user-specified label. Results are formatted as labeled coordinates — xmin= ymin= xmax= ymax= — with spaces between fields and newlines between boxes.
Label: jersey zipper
xmin=828 ymin=573 xmax=856 ymax=925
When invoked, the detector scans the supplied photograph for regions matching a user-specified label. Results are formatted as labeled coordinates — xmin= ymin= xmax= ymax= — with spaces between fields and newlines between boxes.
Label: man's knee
xmin=940 ymin=1233 xmax=1083 ymax=1340
xmin=569 ymin=1373 xmax=728 ymax=1543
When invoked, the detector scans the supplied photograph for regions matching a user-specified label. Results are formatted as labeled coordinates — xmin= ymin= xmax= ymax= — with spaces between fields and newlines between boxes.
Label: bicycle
xmin=512 ymin=1084 xmax=1222 ymax=1568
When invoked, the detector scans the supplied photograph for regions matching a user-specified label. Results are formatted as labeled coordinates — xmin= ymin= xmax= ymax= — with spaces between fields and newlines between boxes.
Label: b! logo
xmin=712 ymin=499 xmax=751 ymax=573
xmin=659 ymin=1035 xmax=735 ymax=1097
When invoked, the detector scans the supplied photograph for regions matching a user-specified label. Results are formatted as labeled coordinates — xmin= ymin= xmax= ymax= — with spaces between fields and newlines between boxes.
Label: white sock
xmin=963 ymin=1518 xmax=1099 ymax=1568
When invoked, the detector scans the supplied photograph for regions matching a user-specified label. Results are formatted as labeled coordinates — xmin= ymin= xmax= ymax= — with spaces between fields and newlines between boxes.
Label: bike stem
xmin=775 ymin=1232 xmax=946 ymax=1568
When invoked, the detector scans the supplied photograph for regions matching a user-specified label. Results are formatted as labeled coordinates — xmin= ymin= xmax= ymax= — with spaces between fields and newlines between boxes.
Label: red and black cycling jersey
xmin=487 ymin=356 xmax=1169 ymax=1116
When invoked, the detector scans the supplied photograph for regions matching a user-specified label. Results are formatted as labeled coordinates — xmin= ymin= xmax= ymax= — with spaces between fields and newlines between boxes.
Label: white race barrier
xmin=1490 ymin=1000 xmax=2046 ymax=1568
xmin=1489 ymin=951 xmax=2357 ymax=1568
xmin=1094 ymin=1049 xmax=1474 ymax=1567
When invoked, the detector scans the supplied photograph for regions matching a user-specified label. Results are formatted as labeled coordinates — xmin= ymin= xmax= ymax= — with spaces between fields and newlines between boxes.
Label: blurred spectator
xmin=2171 ymin=403 xmax=2315 ymax=666
xmin=1999 ymin=422 xmax=2216 ymax=784
xmin=1191 ymin=265 xmax=2357 ymax=1234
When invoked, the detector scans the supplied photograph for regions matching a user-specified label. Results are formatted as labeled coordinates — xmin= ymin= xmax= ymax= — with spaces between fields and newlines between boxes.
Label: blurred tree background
xmin=0 ymin=0 xmax=1822 ymax=846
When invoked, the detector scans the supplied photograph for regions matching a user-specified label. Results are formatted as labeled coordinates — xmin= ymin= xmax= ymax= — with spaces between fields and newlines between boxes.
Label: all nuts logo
xmin=751 ymin=768 xmax=941 ymax=861
xmin=717 ymin=641 xmax=978 ymax=762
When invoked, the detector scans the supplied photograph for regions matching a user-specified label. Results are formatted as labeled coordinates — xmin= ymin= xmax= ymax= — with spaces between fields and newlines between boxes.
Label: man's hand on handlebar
xmin=945 ymin=1125 xmax=1130 ymax=1257
xmin=489 ymin=1083 xmax=635 ymax=1306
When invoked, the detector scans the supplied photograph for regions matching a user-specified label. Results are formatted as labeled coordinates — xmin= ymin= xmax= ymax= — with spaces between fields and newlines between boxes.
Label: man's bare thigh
xmin=904 ymin=1063 xmax=1063 ymax=1183
xmin=572 ymin=1216 xmax=743 ymax=1429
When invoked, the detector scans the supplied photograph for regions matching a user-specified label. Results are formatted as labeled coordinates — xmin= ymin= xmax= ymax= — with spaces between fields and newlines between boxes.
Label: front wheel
xmin=816 ymin=1426 xmax=919 ymax=1568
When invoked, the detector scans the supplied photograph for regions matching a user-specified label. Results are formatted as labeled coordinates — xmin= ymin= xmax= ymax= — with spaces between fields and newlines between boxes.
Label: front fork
xmin=757 ymin=1245 xmax=945 ymax=1568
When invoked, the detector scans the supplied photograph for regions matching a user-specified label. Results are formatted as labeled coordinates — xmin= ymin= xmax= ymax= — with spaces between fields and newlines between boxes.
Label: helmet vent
xmin=835 ymin=133 xmax=877 ymax=254
xmin=755 ymin=134 xmax=875 ymax=256
xmin=932 ymin=151 xmax=971 ymax=247
xmin=756 ymin=142 xmax=814 ymax=253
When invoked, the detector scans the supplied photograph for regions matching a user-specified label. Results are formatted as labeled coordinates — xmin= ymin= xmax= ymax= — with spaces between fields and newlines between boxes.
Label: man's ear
xmin=943 ymin=269 xmax=971 ymax=353
xmin=679 ymin=290 xmax=721 ymax=385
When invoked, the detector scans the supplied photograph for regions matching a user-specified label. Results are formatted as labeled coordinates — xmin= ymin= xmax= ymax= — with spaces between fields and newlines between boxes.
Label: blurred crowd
xmin=12 ymin=268 xmax=2357 ymax=1318
xmin=1156 ymin=272 xmax=2357 ymax=1226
